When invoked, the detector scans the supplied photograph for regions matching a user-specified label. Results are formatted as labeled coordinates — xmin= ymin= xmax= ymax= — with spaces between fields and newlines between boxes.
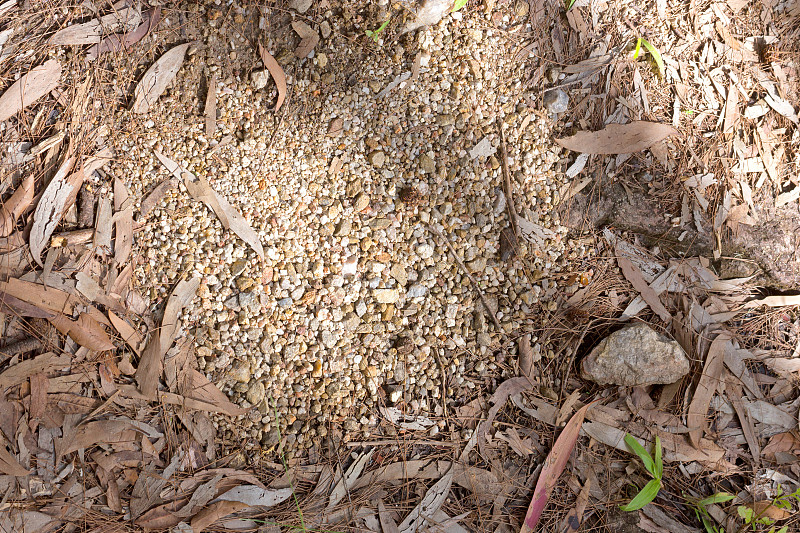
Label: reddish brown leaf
xmin=0 ymin=445 xmax=30 ymax=476
xmin=139 ymin=178 xmax=178 ymax=217
xmin=520 ymin=402 xmax=593 ymax=533
xmin=0 ymin=60 xmax=62 ymax=122
xmin=258 ymin=44 xmax=287 ymax=111
xmin=0 ymin=174 xmax=35 ymax=237
xmin=688 ymin=334 xmax=728 ymax=448
xmin=87 ymin=7 xmax=161 ymax=60
xmin=57 ymin=419 xmax=139 ymax=458
xmin=0 ymin=278 xmax=110 ymax=326
xmin=190 ymin=501 xmax=249 ymax=532
xmin=0 ymin=352 xmax=70 ymax=391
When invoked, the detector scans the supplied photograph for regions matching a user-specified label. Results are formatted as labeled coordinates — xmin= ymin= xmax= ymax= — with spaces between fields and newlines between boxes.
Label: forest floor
xmin=0 ymin=0 xmax=799 ymax=531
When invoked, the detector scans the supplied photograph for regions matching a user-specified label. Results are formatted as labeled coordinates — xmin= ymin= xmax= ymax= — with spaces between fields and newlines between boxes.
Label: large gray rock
xmin=581 ymin=323 xmax=690 ymax=387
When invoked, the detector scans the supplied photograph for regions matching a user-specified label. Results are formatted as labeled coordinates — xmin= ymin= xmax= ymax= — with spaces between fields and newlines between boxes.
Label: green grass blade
xmin=640 ymin=38 xmax=665 ymax=78
xmin=452 ymin=0 xmax=468 ymax=12
xmin=566 ymin=0 xmax=577 ymax=10
xmin=624 ymin=434 xmax=656 ymax=476
xmin=620 ymin=479 xmax=661 ymax=511
xmin=634 ymin=38 xmax=642 ymax=59
xmin=653 ymin=436 xmax=663 ymax=479
xmin=699 ymin=492 xmax=735 ymax=507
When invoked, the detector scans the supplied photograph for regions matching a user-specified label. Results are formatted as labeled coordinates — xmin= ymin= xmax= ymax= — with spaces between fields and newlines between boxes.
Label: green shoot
xmin=452 ymin=0 xmax=469 ymax=12
xmin=634 ymin=37 xmax=665 ymax=79
xmin=686 ymin=491 xmax=734 ymax=533
xmin=620 ymin=434 xmax=663 ymax=512
xmin=365 ymin=19 xmax=390 ymax=42
xmin=566 ymin=0 xmax=578 ymax=10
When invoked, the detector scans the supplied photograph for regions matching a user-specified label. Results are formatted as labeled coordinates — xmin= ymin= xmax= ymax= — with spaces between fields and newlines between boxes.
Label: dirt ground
xmin=0 ymin=0 xmax=799 ymax=532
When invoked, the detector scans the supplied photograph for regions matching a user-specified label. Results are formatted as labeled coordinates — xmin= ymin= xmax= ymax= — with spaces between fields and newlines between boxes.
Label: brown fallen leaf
xmin=398 ymin=467 xmax=454 ymax=532
xmin=132 ymin=43 xmax=190 ymax=114
xmin=154 ymin=151 xmax=264 ymax=260
xmin=378 ymin=499 xmax=400 ymax=533
xmin=518 ymin=333 xmax=534 ymax=379
xmin=29 ymin=155 xmax=77 ymax=265
xmin=520 ymin=402 xmax=593 ymax=533
xmin=477 ymin=376 xmax=533 ymax=458
xmin=87 ymin=6 xmax=161 ymax=60
xmin=49 ymin=312 xmax=115 ymax=352
xmin=108 ymin=311 xmax=145 ymax=358
xmin=139 ymin=177 xmax=178 ymax=217
xmin=29 ymin=373 xmax=48 ymax=423
xmin=56 ymin=419 xmax=140 ymax=458
xmin=556 ymin=121 xmax=679 ymax=154
xmin=178 ymin=368 xmax=248 ymax=416
xmin=190 ymin=501 xmax=249 ymax=532
xmin=617 ymin=255 xmax=671 ymax=322
xmin=560 ymin=477 xmax=591 ymax=532
xmin=0 ymin=445 xmax=30 ymax=476
xmin=722 ymin=81 xmax=739 ymax=134
xmin=113 ymin=178 xmax=133 ymax=265
xmin=205 ymin=74 xmax=217 ymax=138
xmin=745 ymin=501 xmax=793 ymax=521
xmin=135 ymin=330 xmax=162 ymax=400
xmin=0 ymin=59 xmax=62 ymax=122
xmin=292 ymin=20 xmax=320 ymax=58
xmin=258 ymin=43 xmax=287 ymax=111
xmin=216 ymin=484 xmax=293 ymax=507
xmin=161 ymin=277 xmax=202 ymax=352
xmin=0 ymin=174 xmax=34 ymax=237
xmin=49 ymin=7 xmax=141 ymax=45
xmin=688 ymin=333 xmax=728 ymax=448
xmin=94 ymin=195 xmax=113 ymax=253
xmin=0 ymin=352 xmax=71 ymax=391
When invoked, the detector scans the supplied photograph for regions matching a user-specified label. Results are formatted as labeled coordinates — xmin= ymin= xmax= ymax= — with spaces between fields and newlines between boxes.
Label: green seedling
xmin=620 ymin=433 xmax=663 ymax=512
xmin=365 ymin=19 xmax=390 ymax=42
xmin=687 ymin=491 xmax=735 ymax=533
xmin=737 ymin=484 xmax=800 ymax=533
xmin=633 ymin=37 xmax=665 ymax=79
xmin=566 ymin=0 xmax=578 ymax=10
xmin=452 ymin=0 xmax=469 ymax=12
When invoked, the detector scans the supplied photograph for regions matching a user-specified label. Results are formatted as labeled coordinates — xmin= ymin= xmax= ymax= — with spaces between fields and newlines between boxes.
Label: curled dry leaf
xmin=556 ymin=121 xmax=679 ymax=155
xmin=0 ymin=174 xmax=34 ymax=237
xmin=87 ymin=7 xmax=161 ymax=60
xmin=154 ymin=151 xmax=264 ymax=260
xmin=190 ymin=501 xmax=249 ymax=533
xmin=132 ymin=43 xmax=190 ymax=114
xmin=160 ymin=276 xmax=202 ymax=352
xmin=0 ymin=59 xmax=62 ymax=122
xmin=520 ymin=402 xmax=592 ymax=533
xmin=380 ymin=406 xmax=435 ymax=430
xmin=139 ymin=177 xmax=178 ymax=217
xmin=258 ymin=43 xmax=287 ymax=111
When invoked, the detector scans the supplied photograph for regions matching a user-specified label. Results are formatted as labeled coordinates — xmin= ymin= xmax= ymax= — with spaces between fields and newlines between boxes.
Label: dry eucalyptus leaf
xmin=113 ymin=178 xmax=133 ymax=265
xmin=556 ymin=121 xmax=679 ymax=154
xmin=132 ymin=43 xmax=190 ymax=114
xmin=49 ymin=312 xmax=116 ymax=352
xmin=258 ymin=44 xmax=287 ymax=111
xmin=50 ymin=7 xmax=141 ymax=45
xmin=29 ymin=155 xmax=77 ymax=266
xmin=154 ymin=151 xmax=264 ymax=260
xmin=292 ymin=20 xmax=319 ymax=58
xmin=216 ymin=485 xmax=293 ymax=507
xmin=0 ymin=59 xmax=62 ymax=122
xmin=0 ymin=174 xmax=34 ymax=237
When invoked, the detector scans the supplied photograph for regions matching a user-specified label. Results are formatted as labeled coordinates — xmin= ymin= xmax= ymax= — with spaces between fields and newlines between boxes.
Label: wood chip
xmin=205 ymin=75 xmax=217 ymax=138
xmin=132 ymin=43 xmax=190 ymax=114
xmin=556 ymin=121 xmax=679 ymax=154
xmin=0 ymin=60 xmax=62 ymax=122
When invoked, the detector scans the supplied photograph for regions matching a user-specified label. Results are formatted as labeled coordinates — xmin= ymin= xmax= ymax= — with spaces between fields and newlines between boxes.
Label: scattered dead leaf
xmin=132 ymin=43 xmax=190 ymax=114
xmin=556 ymin=121 xmax=679 ymax=154
xmin=258 ymin=44 xmax=287 ymax=111
xmin=113 ymin=178 xmax=133 ymax=265
xmin=292 ymin=21 xmax=319 ymax=58
xmin=688 ymin=333 xmax=728 ymax=448
xmin=190 ymin=500 xmax=249 ymax=533
xmin=154 ymin=151 xmax=264 ymax=260
xmin=0 ymin=59 xmax=61 ymax=122
xmin=0 ymin=174 xmax=34 ymax=237
xmin=520 ymin=402 xmax=592 ymax=533
xmin=617 ymin=255 xmax=672 ymax=322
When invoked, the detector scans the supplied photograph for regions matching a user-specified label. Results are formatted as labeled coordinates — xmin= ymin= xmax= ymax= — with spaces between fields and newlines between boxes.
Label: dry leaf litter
xmin=0 ymin=0 xmax=799 ymax=531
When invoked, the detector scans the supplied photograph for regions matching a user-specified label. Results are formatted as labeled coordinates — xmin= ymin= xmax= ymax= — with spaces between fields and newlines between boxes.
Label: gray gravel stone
xmin=580 ymin=323 xmax=690 ymax=386
xmin=543 ymin=88 xmax=569 ymax=114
